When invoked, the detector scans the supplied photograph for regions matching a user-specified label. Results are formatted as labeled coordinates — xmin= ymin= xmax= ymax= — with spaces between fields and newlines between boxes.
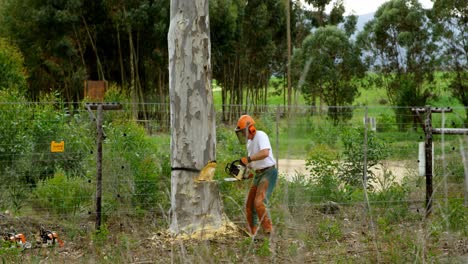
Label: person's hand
xmin=240 ymin=156 xmax=251 ymax=165
xmin=243 ymin=172 xmax=254 ymax=179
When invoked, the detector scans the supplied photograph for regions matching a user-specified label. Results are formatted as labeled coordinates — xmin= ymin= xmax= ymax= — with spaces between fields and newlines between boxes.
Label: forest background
xmin=0 ymin=0 xmax=467 ymax=263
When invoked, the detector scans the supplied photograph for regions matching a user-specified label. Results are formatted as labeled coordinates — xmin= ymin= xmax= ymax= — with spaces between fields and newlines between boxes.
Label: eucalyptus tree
xmin=239 ymin=0 xmax=287 ymax=111
xmin=293 ymin=0 xmax=345 ymax=113
xmin=0 ymin=0 xmax=86 ymax=101
xmin=293 ymin=26 xmax=366 ymax=125
xmin=101 ymin=0 xmax=170 ymax=121
xmin=210 ymin=0 xmax=288 ymax=117
xmin=168 ymin=0 xmax=226 ymax=235
xmin=210 ymin=0 xmax=245 ymax=121
xmin=305 ymin=0 xmax=345 ymax=27
xmin=357 ymin=0 xmax=439 ymax=130
xmin=431 ymin=0 xmax=468 ymax=121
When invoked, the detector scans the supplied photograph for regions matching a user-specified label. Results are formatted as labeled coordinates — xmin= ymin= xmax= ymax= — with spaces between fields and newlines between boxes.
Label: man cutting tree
xmin=235 ymin=115 xmax=278 ymax=237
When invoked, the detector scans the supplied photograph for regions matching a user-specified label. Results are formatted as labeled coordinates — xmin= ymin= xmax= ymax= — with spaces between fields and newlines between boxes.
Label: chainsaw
xmin=224 ymin=159 xmax=248 ymax=181
xmin=2 ymin=231 xmax=32 ymax=249
xmin=40 ymin=227 xmax=64 ymax=247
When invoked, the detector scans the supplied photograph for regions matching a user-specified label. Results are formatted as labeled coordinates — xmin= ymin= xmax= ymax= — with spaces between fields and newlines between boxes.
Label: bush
xmin=0 ymin=38 xmax=27 ymax=93
xmin=33 ymin=169 xmax=93 ymax=217
xmin=340 ymin=128 xmax=389 ymax=189
xmin=284 ymin=144 xmax=355 ymax=208
xmin=102 ymin=120 xmax=170 ymax=213
xmin=377 ymin=113 xmax=395 ymax=132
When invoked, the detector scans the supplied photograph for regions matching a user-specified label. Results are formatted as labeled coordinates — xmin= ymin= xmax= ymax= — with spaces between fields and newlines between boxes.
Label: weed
xmin=92 ymin=225 xmax=110 ymax=248
xmin=32 ymin=169 xmax=93 ymax=217
xmin=256 ymin=239 xmax=271 ymax=257
xmin=317 ymin=218 xmax=342 ymax=242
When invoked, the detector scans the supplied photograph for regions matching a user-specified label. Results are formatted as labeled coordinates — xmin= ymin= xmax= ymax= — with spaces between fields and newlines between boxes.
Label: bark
xmin=168 ymin=0 xmax=226 ymax=235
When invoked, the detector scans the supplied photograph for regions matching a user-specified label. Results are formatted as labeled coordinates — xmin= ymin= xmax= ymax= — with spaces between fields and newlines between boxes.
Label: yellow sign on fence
xmin=50 ymin=141 xmax=65 ymax=153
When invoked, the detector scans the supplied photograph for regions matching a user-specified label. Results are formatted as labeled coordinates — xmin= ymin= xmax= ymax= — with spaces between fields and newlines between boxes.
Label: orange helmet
xmin=235 ymin=115 xmax=256 ymax=144
xmin=236 ymin=115 xmax=255 ymax=131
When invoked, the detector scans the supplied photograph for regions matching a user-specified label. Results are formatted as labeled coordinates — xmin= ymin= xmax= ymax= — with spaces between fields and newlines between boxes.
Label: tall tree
xmin=431 ymin=0 xmax=468 ymax=122
xmin=305 ymin=0 xmax=344 ymax=27
xmin=0 ymin=0 xmax=86 ymax=101
xmin=292 ymin=26 xmax=365 ymax=124
xmin=357 ymin=0 xmax=438 ymax=130
xmin=168 ymin=0 xmax=226 ymax=235
xmin=0 ymin=0 xmax=170 ymax=109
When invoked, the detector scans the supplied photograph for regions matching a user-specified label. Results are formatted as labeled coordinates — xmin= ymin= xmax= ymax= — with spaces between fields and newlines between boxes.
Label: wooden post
xmin=86 ymin=103 xmax=122 ymax=230
xmin=96 ymin=104 xmax=103 ymax=230
xmin=363 ymin=107 xmax=369 ymax=190
xmin=412 ymin=106 xmax=468 ymax=216
xmin=424 ymin=106 xmax=433 ymax=217
xmin=459 ymin=137 xmax=468 ymax=207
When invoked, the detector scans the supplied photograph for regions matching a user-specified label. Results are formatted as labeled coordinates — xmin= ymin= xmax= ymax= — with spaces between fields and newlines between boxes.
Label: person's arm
xmin=249 ymin=148 xmax=269 ymax=162
xmin=241 ymin=148 xmax=269 ymax=164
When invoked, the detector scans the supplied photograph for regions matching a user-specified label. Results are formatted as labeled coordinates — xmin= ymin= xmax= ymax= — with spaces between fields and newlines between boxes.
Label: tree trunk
xmin=168 ymin=0 xmax=227 ymax=236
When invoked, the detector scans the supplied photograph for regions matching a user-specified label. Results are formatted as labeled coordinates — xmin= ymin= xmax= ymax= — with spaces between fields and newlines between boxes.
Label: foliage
xmin=430 ymin=0 xmax=468 ymax=122
xmin=103 ymin=120 xmax=169 ymax=212
xmin=292 ymin=26 xmax=366 ymax=125
xmin=33 ymin=169 xmax=93 ymax=217
xmin=0 ymin=0 xmax=170 ymax=102
xmin=445 ymin=198 xmax=467 ymax=235
xmin=304 ymin=0 xmax=345 ymax=27
xmin=317 ymin=218 xmax=343 ymax=242
xmin=92 ymin=224 xmax=110 ymax=248
xmin=0 ymin=38 xmax=27 ymax=93
xmin=376 ymin=112 xmax=396 ymax=132
xmin=0 ymin=245 xmax=22 ymax=263
xmin=357 ymin=0 xmax=439 ymax=130
xmin=304 ymin=144 xmax=349 ymax=202
xmin=286 ymin=143 xmax=354 ymax=208
xmin=340 ymin=128 xmax=389 ymax=189
xmin=255 ymin=239 xmax=271 ymax=257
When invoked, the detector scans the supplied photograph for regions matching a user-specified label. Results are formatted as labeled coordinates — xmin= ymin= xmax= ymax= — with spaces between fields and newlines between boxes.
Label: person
xmin=235 ymin=114 xmax=278 ymax=237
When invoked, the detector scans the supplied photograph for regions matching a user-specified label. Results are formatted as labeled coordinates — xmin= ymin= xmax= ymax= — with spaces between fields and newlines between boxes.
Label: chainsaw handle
xmin=224 ymin=159 xmax=241 ymax=173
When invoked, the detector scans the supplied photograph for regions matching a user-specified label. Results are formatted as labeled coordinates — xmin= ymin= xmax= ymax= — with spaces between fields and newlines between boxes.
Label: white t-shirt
xmin=247 ymin=130 xmax=276 ymax=170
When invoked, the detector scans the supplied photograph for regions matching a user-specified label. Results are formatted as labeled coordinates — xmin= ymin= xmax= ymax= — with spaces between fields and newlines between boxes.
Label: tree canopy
xmin=292 ymin=25 xmax=365 ymax=124
xmin=0 ymin=0 xmax=466 ymax=126
xmin=357 ymin=0 xmax=439 ymax=129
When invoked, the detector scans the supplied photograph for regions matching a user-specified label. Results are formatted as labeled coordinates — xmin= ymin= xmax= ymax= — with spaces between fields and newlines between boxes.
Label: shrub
xmin=377 ymin=113 xmax=395 ymax=132
xmin=102 ymin=120 xmax=169 ymax=213
xmin=33 ymin=169 xmax=93 ymax=217
xmin=317 ymin=218 xmax=343 ymax=242
xmin=0 ymin=38 xmax=27 ymax=93
xmin=340 ymin=128 xmax=389 ymax=189
xmin=284 ymin=144 xmax=356 ymax=209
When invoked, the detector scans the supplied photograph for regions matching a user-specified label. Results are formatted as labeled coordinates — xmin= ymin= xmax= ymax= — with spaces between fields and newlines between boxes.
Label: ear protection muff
xmin=249 ymin=125 xmax=256 ymax=134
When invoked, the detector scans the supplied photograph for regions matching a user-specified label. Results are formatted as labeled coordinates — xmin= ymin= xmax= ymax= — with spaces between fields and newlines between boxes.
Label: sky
xmin=320 ymin=0 xmax=434 ymax=16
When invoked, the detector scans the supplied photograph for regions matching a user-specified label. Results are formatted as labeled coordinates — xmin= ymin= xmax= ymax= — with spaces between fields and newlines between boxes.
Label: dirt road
xmin=277 ymin=159 xmax=416 ymax=189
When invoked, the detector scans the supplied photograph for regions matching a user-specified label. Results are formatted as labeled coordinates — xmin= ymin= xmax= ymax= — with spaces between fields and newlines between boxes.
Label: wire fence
xmin=0 ymin=102 xmax=467 ymax=261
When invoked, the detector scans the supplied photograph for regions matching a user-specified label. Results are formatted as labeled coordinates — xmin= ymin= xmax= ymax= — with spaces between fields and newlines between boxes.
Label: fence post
xmin=363 ymin=107 xmax=368 ymax=190
xmin=424 ymin=106 xmax=433 ymax=217
xmin=96 ymin=104 xmax=103 ymax=230
xmin=459 ymin=137 xmax=468 ymax=207
xmin=276 ymin=106 xmax=279 ymax=167
xmin=86 ymin=102 xmax=122 ymax=231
